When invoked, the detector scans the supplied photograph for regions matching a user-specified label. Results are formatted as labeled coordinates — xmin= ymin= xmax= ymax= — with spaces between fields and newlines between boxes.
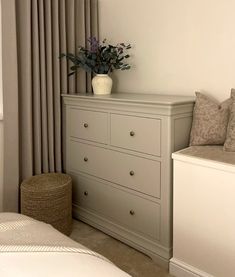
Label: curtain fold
xmin=2 ymin=0 xmax=98 ymax=212
xmin=2 ymin=0 xmax=19 ymax=212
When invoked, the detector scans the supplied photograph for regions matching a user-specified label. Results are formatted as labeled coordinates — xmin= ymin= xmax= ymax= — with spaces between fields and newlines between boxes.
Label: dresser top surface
xmin=62 ymin=92 xmax=195 ymax=106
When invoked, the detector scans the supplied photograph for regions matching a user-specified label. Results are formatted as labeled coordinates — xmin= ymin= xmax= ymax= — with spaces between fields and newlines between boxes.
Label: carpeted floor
xmin=70 ymin=219 xmax=172 ymax=277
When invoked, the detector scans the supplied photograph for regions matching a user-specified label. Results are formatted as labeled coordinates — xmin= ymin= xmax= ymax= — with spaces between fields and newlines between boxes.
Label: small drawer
xmin=69 ymin=141 xmax=161 ymax=198
xmin=72 ymin=174 xmax=160 ymax=240
xmin=110 ymin=114 xmax=161 ymax=156
xmin=68 ymin=108 xmax=108 ymax=144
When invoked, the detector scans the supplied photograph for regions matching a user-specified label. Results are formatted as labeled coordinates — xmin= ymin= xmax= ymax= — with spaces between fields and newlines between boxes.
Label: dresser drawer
xmin=72 ymin=174 xmax=160 ymax=240
xmin=69 ymin=141 xmax=161 ymax=198
xmin=68 ymin=108 xmax=108 ymax=144
xmin=110 ymin=114 xmax=161 ymax=156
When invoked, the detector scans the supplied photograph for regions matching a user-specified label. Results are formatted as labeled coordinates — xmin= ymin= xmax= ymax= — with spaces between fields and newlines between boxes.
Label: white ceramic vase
xmin=92 ymin=74 xmax=113 ymax=95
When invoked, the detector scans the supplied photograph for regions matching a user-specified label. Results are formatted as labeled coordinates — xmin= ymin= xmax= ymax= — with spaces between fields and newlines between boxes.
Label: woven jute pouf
xmin=20 ymin=173 xmax=72 ymax=236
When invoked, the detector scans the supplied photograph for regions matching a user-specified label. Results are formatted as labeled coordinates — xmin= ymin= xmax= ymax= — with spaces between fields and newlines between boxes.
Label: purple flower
xmin=88 ymin=37 xmax=99 ymax=53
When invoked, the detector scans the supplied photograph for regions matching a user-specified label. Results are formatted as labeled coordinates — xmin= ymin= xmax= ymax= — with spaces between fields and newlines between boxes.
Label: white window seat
xmin=170 ymin=146 xmax=235 ymax=277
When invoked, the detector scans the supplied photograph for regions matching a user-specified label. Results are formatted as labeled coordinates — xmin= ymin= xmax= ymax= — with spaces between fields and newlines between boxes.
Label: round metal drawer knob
xmin=84 ymin=157 xmax=88 ymax=162
xmin=129 ymin=210 xmax=135 ymax=216
xmin=130 ymin=131 xmax=135 ymax=137
xmin=84 ymin=191 xmax=88 ymax=196
xmin=84 ymin=123 xmax=88 ymax=128
xmin=129 ymin=170 xmax=135 ymax=176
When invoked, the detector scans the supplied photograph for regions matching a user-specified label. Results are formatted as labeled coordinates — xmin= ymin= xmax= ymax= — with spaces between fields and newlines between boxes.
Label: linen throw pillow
xmin=224 ymin=89 xmax=235 ymax=151
xmin=190 ymin=92 xmax=231 ymax=146
xmin=231 ymin=88 xmax=235 ymax=98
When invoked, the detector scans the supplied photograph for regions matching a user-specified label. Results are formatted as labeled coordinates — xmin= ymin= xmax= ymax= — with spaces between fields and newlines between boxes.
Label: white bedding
xmin=0 ymin=213 xmax=130 ymax=277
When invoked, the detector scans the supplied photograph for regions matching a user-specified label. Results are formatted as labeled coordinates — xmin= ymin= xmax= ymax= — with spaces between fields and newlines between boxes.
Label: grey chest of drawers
xmin=62 ymin=92 xmax=195 ymax=267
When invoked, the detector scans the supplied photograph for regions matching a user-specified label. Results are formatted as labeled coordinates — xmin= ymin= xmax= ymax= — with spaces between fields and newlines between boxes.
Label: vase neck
xmin=95 ymin=74 xmax=108 ymax=76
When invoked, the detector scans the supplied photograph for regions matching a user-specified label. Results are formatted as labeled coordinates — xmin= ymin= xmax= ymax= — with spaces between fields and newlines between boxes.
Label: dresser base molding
xmin=169 ymin=258 xmax=214 ymax=277
xmin=73 ymin=205 xmax=170 ymax=269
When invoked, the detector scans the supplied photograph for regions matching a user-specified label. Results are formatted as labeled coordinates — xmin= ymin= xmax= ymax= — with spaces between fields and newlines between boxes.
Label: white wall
xmin=99 ymin=0 xmax=235 ymax=101
xmin=0 ymin=0 xmax=3 ymax=212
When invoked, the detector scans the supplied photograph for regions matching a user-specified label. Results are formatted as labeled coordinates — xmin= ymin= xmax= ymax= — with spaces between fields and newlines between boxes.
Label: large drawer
xmin=110 ymin=114 xmax=161 ymax=156
xmin=69 ymin=141 xmax=161 ymax=198
xmin=68 ymin=108 xmax=108 ymax=144
xmin=72 ymin=174 xmax=160 ymax=240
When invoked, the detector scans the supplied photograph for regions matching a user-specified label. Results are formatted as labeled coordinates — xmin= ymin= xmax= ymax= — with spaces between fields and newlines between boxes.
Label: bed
xmin=0 ymin=213 xmax=130 ymax=277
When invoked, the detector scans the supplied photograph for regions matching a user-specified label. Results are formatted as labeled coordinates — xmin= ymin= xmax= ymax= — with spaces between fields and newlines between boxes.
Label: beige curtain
xmin=2 ymin=0 xmax=98 ymax=212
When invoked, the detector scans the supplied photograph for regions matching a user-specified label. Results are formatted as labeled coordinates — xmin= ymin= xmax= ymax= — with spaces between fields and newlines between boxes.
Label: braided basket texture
xmin=20 ymin=173 xmax=72 ymax=236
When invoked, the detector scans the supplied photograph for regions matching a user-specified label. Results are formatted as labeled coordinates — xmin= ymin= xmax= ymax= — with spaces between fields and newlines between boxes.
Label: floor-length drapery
xmin=2 ymin=0 xmax=98 ymax=212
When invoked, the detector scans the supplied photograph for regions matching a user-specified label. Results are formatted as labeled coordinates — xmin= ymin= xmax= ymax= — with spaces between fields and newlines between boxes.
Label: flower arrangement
xmin=60 ymin=37 xmax=131 ymax=75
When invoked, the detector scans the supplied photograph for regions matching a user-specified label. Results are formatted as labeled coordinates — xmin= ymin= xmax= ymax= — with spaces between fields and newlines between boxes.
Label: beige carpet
xmin=70 ymin=219 xmax=172 ymax=277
